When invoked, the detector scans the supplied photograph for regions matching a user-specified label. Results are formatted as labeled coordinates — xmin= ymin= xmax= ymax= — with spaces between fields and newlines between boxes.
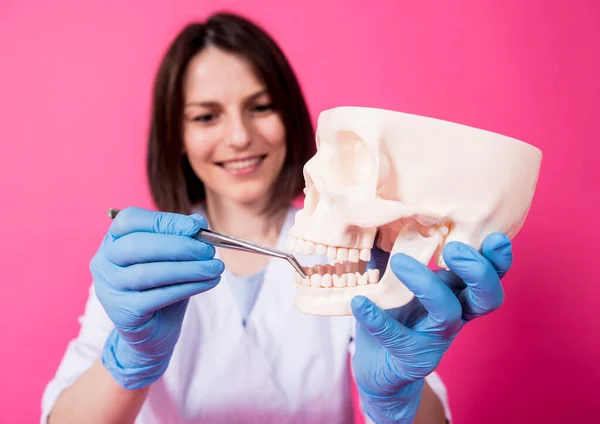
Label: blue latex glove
xmin=352 ymin=233 xmax=512 ymax=423
xmin=90 ymin=207 xmax=224 ymax=389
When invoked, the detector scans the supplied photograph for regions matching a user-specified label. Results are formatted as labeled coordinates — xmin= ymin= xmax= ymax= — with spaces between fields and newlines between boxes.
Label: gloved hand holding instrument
xmin=90 ymin=207 xmax=226 ymax=389
xmin=92 ymin=206 xmax=308 ymax=390
xmin=352 ymin=233 xmax=513 ymax=423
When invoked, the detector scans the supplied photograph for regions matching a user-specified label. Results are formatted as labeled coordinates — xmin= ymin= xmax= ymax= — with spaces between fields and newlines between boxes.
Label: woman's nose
xmin=225 ymin=115 xmax=251 ymax=149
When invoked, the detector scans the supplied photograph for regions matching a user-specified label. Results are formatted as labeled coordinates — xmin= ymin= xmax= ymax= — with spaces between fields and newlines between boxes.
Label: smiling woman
xmin=181 ymin=47 xmax=287 ymax=207
xmin=42 ymin=11 xmax=453 ymax=424
xmin=146 ymin=16 xmax=315 ymax=218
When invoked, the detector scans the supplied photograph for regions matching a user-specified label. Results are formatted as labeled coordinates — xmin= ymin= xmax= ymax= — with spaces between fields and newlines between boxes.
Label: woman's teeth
xmin=222 ymin=156 xmax=263 ymax=170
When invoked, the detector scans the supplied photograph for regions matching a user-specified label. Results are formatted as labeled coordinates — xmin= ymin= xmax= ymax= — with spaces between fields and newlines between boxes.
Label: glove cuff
xmin=101 ymin=329 xmax=171 ymax=390
xmin=358 ymin=378 xmax=425 ymax=424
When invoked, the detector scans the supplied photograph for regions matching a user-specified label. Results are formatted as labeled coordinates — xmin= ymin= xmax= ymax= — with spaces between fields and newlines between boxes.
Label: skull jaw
xmin=292 ymin=224 xmax=444 ymax=316
xmin=292 ymin=273 xmax=415 ymax=316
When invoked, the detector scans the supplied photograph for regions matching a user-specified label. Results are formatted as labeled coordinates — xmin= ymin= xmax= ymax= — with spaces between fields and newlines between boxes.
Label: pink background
xmin=1 ymin=1 xmax=599 ymax=422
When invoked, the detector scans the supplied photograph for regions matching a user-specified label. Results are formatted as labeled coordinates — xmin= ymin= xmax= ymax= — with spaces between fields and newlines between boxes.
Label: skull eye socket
xmin=323 ymin=130 xmax=374 ymax=188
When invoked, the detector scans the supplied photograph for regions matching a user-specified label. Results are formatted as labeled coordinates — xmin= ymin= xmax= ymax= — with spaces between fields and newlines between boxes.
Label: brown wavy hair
xmin=146 ymin=12 xmax=315 ymax=216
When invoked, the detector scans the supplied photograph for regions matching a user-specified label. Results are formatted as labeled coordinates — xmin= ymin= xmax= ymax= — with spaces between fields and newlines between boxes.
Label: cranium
xmin=286 ymin=106 xmax=542 ymax=316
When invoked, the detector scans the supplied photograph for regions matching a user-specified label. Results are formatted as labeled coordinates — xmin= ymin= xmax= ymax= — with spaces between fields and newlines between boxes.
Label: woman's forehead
xmin=183 ymin=47 xmax=265 ymax=103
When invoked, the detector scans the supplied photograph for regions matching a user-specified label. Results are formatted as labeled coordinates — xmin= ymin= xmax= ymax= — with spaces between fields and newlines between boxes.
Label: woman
xmin=42 ymin=12 xmax=512 ymax=424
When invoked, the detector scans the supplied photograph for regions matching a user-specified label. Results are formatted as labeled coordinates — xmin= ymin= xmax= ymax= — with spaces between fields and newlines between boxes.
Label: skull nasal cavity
xmin=332 ymin=130 xmax=372 ymax=184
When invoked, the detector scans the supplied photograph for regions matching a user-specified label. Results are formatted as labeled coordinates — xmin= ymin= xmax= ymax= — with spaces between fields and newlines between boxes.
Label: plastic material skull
xmin=286 ymin=106 xmax=542 ymax=316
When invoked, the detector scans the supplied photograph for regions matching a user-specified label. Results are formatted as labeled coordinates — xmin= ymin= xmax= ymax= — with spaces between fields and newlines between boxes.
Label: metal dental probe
xmin=107 ymin=208 xmax=309 ymax=279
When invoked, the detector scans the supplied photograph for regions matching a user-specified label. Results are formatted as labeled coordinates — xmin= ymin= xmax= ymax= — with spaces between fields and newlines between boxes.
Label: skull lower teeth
xmin=293 ymin=265 xmax=380 ymax=288
xmin=286 ymin=236 xmax=380 ymax=288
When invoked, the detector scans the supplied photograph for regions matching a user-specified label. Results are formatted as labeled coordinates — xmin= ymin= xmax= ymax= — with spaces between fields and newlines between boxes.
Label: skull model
xmin=286 ymin=106 xmax=542 ymax=316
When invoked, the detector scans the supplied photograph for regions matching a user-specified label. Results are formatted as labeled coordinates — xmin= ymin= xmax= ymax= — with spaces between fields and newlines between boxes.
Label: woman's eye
xmin=253 ymin=103 xmax=274 ymax=113
xmin=193 ymin=113 xmax=217 ymax=123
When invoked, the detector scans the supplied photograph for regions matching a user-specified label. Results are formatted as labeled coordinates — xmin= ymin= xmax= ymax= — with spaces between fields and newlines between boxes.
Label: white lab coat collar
xmin=187 ymin=203 xmax=301 ymax=363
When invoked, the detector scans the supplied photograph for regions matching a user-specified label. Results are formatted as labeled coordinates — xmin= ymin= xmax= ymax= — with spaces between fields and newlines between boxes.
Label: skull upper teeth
xmin=286 ymin=236 xmax=379 ymax=288
xmin=285 ymin=237 xmax=371 ymax=263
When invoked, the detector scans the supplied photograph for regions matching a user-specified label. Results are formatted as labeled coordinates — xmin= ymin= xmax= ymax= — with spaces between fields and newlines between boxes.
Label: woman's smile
xmin=215 ymin=154 xmax=268 ymax=176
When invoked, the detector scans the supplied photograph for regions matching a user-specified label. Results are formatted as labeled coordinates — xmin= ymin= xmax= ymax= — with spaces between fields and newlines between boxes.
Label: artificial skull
xmin=287 ymin=106 xmax=542 ymax=316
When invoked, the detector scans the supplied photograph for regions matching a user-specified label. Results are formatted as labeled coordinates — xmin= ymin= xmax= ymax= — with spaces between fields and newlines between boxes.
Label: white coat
xmin=41 ymin=205 xmax=451 ymax=423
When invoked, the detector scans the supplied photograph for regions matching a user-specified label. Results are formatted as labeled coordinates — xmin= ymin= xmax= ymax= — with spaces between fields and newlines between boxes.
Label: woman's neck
xmin=203 ymin=193 xmax=287 ymax=247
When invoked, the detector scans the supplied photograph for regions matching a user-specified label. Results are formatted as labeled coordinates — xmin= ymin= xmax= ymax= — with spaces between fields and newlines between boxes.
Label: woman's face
xmin=182 ymin=46 xmax=287 ymax=208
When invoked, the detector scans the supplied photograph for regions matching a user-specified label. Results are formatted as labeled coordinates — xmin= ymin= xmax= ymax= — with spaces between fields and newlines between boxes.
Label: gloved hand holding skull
xmin=351 ymin=233 xmax=512 ymax=423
